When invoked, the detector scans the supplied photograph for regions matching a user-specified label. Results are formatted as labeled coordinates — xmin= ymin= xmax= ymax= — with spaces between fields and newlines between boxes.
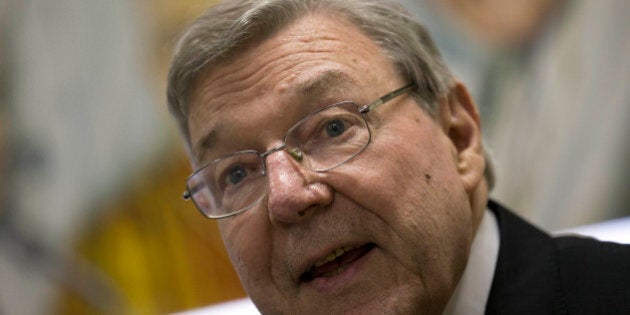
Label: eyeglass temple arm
xmin=359 ymin=83 xmax=416 ymax=114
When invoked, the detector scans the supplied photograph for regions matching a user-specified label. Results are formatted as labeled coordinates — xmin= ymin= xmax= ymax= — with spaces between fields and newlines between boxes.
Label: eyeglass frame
xmin=183 ymin=82 xmax=417 ymax=219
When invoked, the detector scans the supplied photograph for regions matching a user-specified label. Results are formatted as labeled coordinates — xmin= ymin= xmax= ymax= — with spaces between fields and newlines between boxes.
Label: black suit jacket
xmin=485 ymin=200 xmax=630 ymax=315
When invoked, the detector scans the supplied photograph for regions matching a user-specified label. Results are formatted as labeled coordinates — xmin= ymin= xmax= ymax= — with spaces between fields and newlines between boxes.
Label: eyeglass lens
xmin=187 ymin=101 xmax=370 ymax=218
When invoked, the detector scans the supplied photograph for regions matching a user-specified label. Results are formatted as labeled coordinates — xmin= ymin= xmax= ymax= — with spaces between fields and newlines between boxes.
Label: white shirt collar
xmin=443 ymin=209 xmax=500 ymax=315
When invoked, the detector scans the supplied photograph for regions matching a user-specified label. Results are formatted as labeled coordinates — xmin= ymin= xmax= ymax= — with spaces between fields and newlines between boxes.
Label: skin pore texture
xmin=188 ymin=12 xmax=487 ymax=315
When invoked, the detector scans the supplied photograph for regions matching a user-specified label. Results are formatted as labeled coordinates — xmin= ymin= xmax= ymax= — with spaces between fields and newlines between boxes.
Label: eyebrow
xmin=192 ymin=70 xmax=357 ymax=164
xmin=193 ymin=127 xmax=220 ymax=165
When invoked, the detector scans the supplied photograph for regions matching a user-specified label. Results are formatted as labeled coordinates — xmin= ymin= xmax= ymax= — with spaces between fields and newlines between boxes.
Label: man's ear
xmin=438 ymin=81 xmax=485 ymax=194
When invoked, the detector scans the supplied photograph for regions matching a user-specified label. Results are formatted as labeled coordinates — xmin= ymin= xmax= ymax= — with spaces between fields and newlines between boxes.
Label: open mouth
xmin=300 ymin=243 xmax=376 ymax=283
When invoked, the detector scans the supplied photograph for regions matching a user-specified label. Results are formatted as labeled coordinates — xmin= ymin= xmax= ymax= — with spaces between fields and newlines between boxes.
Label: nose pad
xmin=287 ymin=147 xmax=304 ymax=162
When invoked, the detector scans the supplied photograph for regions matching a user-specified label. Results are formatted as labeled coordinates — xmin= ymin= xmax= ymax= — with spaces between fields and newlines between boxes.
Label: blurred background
xmin=0 ymin=0 xmax=627 ymax=314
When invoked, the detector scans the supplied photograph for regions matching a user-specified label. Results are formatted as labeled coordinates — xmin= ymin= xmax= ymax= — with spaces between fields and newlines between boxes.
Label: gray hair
xmin=166 ymin=0 xmax=495 ymax=189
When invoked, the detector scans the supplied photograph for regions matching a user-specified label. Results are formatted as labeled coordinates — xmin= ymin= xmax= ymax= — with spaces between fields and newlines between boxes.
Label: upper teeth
xmin=314 ymin=246 xmax=355 ymax=267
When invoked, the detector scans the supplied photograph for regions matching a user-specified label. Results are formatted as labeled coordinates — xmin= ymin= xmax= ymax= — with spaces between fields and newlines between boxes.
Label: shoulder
xmin=487 ymin=200 xmax=630 ymax=314
xmin=555 ymin=234 xmax=630 ymax=262
xmin=553 ymin=235 xmax=630 ymax=314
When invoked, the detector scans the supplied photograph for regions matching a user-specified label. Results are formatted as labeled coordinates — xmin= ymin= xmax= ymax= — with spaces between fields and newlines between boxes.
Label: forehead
xmin=187 ymin=12 xmax=401 ymax=163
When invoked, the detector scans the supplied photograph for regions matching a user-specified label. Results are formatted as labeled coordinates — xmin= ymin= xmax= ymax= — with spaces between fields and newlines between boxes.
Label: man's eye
xmin=325 ymin=119 xmax=346 ymax=137
xmin=227 ymin=166 xmax=248 ymax=185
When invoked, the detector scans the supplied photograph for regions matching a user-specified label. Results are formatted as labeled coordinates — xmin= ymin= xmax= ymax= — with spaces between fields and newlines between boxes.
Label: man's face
xmin=188 ymin=13 xmax=485 ymax=314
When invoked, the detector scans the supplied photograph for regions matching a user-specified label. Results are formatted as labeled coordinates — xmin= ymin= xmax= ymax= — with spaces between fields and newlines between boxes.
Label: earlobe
xmin=440 ymin=82 xmax=485 ymax=194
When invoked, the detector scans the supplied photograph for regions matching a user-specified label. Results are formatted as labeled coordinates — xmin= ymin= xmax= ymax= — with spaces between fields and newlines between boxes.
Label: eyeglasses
xmin=183 ymin=83 xmax=416 ymax=219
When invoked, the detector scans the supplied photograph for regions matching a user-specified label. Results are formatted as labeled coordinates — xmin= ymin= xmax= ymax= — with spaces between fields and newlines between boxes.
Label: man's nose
xmin=265 ymin=150 xmax=332 ymax=224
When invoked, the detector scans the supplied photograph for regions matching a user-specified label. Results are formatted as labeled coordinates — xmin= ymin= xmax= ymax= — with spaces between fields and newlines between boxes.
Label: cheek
xmin=373 ymin=127 xmax=470 ymax=242
xmin=218 ymin=212 xmax=272 ymax=289
xmin=360 ymin=121 xmax=460 ymax=215
xmin=334 ymin=117 xmax=472 ymax=272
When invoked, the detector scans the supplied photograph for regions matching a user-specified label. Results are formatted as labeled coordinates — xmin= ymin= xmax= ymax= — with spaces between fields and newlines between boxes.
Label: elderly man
xmin=167 ymin=0 xmax=630 ymax=313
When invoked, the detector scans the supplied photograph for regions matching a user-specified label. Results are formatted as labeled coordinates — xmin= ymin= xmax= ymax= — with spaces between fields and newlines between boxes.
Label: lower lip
xmin=303 ymin=245 xmax=376 ymax=294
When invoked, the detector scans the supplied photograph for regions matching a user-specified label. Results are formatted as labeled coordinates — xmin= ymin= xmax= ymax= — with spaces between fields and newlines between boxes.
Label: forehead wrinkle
xmin=296 ymin=70 xmax=357 ymax=98
xmin=192 ymin=39 xmax=307 ymax=107
xmin=193 ymin=50 xmax=339 ymax=119
xmin=192 ymin=11 xmax=380 ymax=112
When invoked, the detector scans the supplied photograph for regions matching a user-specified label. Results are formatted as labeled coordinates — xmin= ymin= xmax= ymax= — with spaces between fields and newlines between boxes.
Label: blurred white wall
xmin=1 ymin=0 xmax=170 ymax=313
xmin=398 ymin=0 xmax=630 ymax=230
